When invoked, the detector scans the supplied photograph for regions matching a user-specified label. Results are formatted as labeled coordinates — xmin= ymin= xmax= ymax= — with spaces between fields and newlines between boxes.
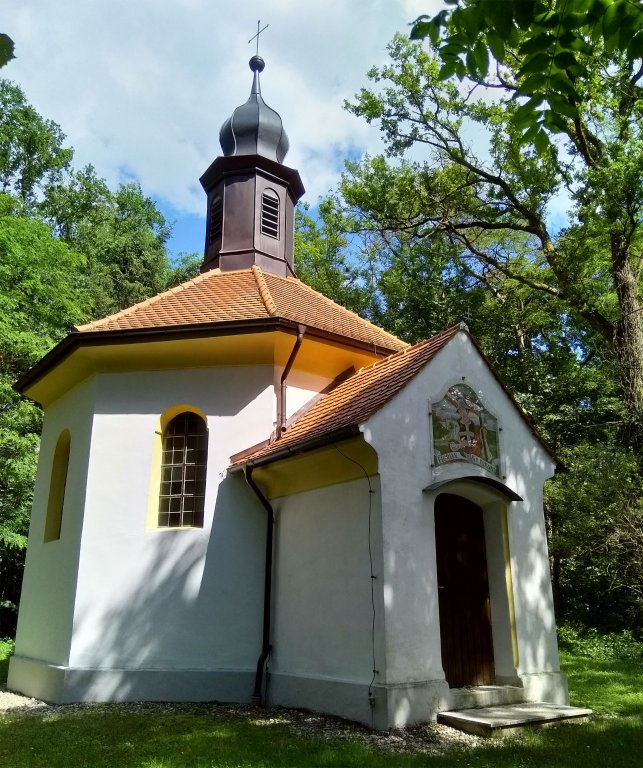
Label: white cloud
xmin=3 ymin=0 xmax=445 ymax=217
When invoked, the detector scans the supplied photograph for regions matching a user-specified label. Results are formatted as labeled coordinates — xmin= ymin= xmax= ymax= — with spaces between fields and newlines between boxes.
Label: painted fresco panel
xmin=432 ymin=383 xmax=500 ymax=476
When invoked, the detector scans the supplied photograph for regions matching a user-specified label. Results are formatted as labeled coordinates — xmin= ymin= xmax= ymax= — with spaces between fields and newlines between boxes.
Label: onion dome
xmin=219 ymin=55 xmax=290 ymax=163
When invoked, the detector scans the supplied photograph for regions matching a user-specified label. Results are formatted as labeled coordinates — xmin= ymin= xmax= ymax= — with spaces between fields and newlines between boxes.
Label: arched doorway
xmin=435 ymin=493 xmax=495 ymax=687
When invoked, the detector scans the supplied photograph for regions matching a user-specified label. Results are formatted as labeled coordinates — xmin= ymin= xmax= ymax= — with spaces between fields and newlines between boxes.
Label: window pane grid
xmin=158 ymin=412 xmax=208 ymax=528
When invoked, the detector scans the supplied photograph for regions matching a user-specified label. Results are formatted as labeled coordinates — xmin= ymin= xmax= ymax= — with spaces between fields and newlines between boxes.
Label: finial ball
xmin=249 ymin=55 xmax=265 ymax=73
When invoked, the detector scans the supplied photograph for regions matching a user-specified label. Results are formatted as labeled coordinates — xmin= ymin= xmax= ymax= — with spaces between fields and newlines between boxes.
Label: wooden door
xmin=435 ymin=494 xmax=495 ymax=688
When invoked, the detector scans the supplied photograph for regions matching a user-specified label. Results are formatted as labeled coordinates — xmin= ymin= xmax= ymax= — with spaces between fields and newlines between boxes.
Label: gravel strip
xmin=0 ymin=686 xmax=485 ymax=755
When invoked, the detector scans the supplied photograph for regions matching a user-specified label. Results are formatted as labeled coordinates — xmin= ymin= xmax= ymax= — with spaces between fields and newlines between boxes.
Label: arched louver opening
xmin=208 ymin=193 xmax=223 ymax=245
xmin=158 ymin=412 xmax=208 ymax=528
xmin=260 ymin=188 xmax=279 ymax=239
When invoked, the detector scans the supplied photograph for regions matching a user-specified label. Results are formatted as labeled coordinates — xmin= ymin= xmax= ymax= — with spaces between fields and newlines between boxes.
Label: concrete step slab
xmin=437 ymin=702 xmax=592 ymax=737
xmin=449 ymin=685 xmax=526 ymax=710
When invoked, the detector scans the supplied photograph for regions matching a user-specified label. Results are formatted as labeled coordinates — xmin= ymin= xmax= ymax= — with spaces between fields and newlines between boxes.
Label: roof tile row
xmin=77 ymin=267 xmax=407 ymax=352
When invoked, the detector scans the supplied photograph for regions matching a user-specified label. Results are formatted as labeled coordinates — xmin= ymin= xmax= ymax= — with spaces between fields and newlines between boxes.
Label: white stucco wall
xmin=363 ymin=332 xmax=560 ymax=687
xmin=283 ymin=385 xmax=321 ymax=420
xmin=62 ymin=366 xmax=276 ymax=682
xmin=270 ymin=476 xmax=383 ymax=685
xmin=13 ymin=377 xmax=96 ymax=666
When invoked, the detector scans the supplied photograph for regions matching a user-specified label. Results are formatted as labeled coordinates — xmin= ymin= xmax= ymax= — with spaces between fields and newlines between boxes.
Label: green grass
xmin=1 ymin=630 xmax=641 ymax=768
xmin=0 ymin=638 xmax=13 ymax=685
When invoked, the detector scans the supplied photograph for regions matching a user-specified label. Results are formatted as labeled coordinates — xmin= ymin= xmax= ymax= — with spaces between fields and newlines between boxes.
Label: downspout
xmin=247 ymin=325 xmax=305 ymax=704
xmin=276 ymin=325 xmax=306 ymax=438
xmin=245 ymin=464 xmax=275 ymax=706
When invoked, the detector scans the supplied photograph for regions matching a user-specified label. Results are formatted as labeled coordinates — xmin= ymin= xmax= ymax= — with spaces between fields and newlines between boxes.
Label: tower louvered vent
xmin=261 ymin=189 xmax=279 ymax=239
xmin=209 ymin=193 xmax=223 ymax=244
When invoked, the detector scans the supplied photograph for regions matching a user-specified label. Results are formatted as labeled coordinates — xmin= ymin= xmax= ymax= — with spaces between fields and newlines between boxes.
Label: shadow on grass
xmin=1 ymin=648 xmax=640 ymax=768
xmin=0 ymin=711 xmax=383 ymax=768
xmin=1 ymin=708 xmax=642 ymax=768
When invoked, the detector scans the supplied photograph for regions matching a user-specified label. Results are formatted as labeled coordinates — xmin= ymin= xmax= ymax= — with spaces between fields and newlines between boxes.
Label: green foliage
xmin=338 ymin=33 xmax=643 ymax=630
xmin=295 ymin=201 xmax=373 ymax=316
xmin=0 ymin=80 xmax=73 ymax=203
xmin=546 ymin=442 xmax=643 ymax=630
xmin=558 ymin=623 xmax=643 ymax=661
xmin=346 ymin=34 xmax=643 ymax=451
xmin=41 ymin=167 xmax=172 ymax=315
xmin=165 ymin=252 xmax=202 ymax=289
xmin=0 ymin=192 xmax=87 ymax=635
xmin=0 ymin=637 xmax=14 ymax=684
xmin=0 ymin=34 xmax=15 ymax=69
xmin=411 ymin=0 xmax=643 ymax=150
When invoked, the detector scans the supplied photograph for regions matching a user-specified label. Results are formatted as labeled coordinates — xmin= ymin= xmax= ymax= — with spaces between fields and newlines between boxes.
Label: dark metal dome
xmin=219 ymin=56 xmax=290 ymax=163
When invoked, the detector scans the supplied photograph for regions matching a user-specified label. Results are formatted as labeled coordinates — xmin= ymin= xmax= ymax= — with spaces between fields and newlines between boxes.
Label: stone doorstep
xmin=448 ymin=684 xmax=526 ymax=710
xmin=437 ymin=702 xmax=593 ymax=737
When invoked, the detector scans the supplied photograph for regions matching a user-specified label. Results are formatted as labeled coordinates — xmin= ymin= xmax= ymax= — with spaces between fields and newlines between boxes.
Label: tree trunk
xmin=611 ymin=235 xmax=643 ymax=452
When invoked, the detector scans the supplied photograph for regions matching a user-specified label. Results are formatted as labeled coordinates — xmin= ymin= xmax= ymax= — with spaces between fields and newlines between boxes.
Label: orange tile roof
xmin=232 ymin=324 xmax=464 ymax=467
xmin=76 ymin=266 xmax=406 ymax=352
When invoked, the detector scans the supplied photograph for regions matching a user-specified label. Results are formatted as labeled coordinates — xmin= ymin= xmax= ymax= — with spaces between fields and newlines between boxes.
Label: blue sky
xmin=4 ymin=0 xmax=441 ymax=261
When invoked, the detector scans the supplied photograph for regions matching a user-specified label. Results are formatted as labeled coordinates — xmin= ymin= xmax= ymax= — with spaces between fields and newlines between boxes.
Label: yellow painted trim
xmin=146 ymin=405 xmax=208 ymax=531
xmin=501 ymin=504 xmax=520 ymax=668
xmin=26 ymin=330 xmax=385 ymax=409
xmin=44 ymin=429 xmax=71 ymax=542
xmin=251 ymin=437 xmax=378 ymax=498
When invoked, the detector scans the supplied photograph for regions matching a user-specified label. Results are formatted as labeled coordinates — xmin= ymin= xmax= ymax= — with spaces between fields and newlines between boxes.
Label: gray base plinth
xmin=519 ymin=671 xmax=570 ymax=705
xmin=8 ymin=655 xmax=254 ymax=704
xmin=269 ymin=672 xmax=450 ymax=730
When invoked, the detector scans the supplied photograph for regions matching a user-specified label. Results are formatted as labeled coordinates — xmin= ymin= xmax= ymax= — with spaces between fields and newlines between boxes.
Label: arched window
xmin=157 ymin=412 xmax=208 ymax=528
xmin=260 ymin=188 xmax=279 ymax=239
xmin=44 ymin=430 xmax=71 ymax=542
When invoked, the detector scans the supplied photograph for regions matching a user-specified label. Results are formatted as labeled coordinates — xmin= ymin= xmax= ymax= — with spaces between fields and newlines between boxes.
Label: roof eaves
xmin=15 ymin=317 xmax=402 ymax=398
xmin=230 ymin=425 xmax=363 ymax=471
xmin=14 ymin=318 xmax=287 ymax=396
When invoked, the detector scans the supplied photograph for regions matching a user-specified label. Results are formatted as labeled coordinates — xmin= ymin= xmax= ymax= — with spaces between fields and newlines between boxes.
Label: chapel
xmin=9 ymin=55 xmax=571 ymax=729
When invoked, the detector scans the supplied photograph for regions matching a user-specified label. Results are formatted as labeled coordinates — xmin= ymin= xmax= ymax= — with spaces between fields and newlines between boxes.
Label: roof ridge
xmin=75 ymin=269 xmax=217 ymax=331
xmin=252 ymin=265 xmax=278 ymax=316
xmin=266 ymin=272 xmax=408 ymax=349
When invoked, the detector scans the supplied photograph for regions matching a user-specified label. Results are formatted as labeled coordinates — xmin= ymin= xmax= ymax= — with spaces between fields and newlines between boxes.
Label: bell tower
xmin=200 ymin=55 xmax=305 ymax=276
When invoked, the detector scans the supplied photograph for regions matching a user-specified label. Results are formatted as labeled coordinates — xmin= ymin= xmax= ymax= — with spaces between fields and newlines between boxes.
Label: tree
xmin=346 ymin=34 xmax=643 ymax=450
xmin=295 ymin=201 xmax=374 ymax=316
xmin=0 ymin=34 xmax=14 ymax=69
xmin=165 ymin=252 xmax=202 ymax=288
xmin=0 ymin=80 xmax=73 ymax=204
xmin=41 ymin=168 xmax=172 ymax=315
xmin=411 ymin=0 xmax=643 ymax=148
xmin=546 ymin=442 xmax=643 ymax=630
xmin=0 ymin=192 xmax=86 ymax=634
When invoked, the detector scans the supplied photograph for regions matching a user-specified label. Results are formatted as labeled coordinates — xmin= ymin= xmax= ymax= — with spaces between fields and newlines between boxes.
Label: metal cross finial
xmin=248 ymin=20 xmax=269 ymax=56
